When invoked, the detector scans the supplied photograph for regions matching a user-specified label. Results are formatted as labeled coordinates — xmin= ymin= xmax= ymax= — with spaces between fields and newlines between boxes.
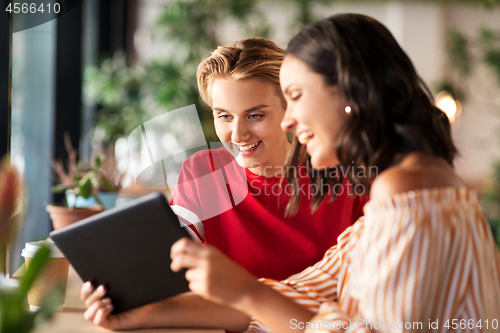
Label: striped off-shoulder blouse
xmin=246 ymin=187 xmax=500 ymax=333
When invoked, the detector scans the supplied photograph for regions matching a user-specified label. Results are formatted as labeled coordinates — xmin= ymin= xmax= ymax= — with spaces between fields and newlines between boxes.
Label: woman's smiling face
xmin=211 ymin=77 xmax=290 ymax=176
xmin=280 ymin=55 xmax=349 ymax=169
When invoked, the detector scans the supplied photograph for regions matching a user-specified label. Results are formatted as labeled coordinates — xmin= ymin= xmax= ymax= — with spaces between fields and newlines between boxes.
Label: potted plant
xmin=61 ymin=157 xmax=124 ymax=210
xmin=60 ymin=134 xmax=124 ymax=210
xmin=1 ymin=157 xmax=61 ymax=332
xmin=47 ymin=135 xmax=110 ymax=230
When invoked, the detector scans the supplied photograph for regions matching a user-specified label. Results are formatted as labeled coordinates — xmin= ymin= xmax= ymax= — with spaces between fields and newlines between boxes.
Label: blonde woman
xmin=170 ymin=37 xmax=365 ymax=281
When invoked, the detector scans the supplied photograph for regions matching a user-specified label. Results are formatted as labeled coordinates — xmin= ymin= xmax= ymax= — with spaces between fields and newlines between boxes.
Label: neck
xmin=248 ymin=165 xmax=284 ymax=177
xmin=395 ymin=152 xmax=451 ymax=169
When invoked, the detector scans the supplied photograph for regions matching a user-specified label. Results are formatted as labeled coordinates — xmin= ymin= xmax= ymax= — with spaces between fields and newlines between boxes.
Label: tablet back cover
xmin=50 ymin=192 xmax=191 ymax=313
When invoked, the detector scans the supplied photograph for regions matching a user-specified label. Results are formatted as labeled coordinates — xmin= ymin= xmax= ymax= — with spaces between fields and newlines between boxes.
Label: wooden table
xmin=32 ymin=265 xmax=225 ymax=333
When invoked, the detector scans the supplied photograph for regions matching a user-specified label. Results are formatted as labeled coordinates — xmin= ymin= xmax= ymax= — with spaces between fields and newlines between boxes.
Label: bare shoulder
xmin=370 ymin=154 xmax=465 ymax=201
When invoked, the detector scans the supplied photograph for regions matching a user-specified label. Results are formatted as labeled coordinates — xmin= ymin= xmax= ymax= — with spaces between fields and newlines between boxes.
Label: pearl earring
xmin=345 ymin=106 xmax=351 ymax=113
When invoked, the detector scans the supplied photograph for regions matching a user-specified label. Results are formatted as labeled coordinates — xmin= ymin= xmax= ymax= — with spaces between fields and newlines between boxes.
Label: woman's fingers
xmin=171 ymin=238 xmax=209 ymax=272
xmin=171 ymin=238 xmax=204 ymax=258
xmin=184 ymin=266 xmax=204 ymax=282
xmin=84 ymin=299 xmax=104 ymax=322
xmin=83 ymin=284 xmax=107 ymax=308
xmin=80 ymin=281 xmax=93 ymax=303
xmin=171 ymin=238 xmax=257 ymax=308
xmin=93 ymin=299 xmax=114 ymax=325
xmin=84 ymin=297 xmax=112 ymax=323
xmin=171 ymin=251 xmax=206 ymax=272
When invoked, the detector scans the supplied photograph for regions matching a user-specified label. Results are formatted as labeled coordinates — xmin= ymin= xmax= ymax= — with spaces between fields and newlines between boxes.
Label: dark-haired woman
xmin=167 ymin=14 xmax=500 ymax=333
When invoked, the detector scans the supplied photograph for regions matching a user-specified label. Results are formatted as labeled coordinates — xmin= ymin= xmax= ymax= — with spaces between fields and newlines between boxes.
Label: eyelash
xmin=290 ymin=93 xmax=301 ymax=101
xmin=217 ymin=114 xmax=264 ymax=121
xmin=218 ymin=115 xmax=232 ymax=121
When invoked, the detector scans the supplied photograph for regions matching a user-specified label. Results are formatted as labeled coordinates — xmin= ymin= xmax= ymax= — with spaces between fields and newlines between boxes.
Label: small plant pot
xmin=46 ymin=205 xmax=104 ymax=230
xmin=65 ymin=191 xmax=119 ymax=210
xmin=96 ymin=192 xmax=119 ymax=209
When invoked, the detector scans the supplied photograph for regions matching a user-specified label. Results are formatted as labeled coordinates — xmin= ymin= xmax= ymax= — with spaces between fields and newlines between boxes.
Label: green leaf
xmin=92 ymin=193 xmax=104 ymax=207
xmin=99 ymin=173 xmax=115 ymax=192
xmin=94 ymin=156 xmax=103 ymax=168
xmin=0 ymin=246 xmax=61 ymax=332
xmin=483 ymin=49 xmax=500 ymax=84
xmin=0 ymin=301 xmax=37 ymax=333
xmin=51 ymin=184 xmax=75 ymax=193
xmin=79 ymin=176 xmax=92 ymax=199
xmin=33 ymin=283 xmax=64 ymax=327
xmin=448 ymin=29 xmax=472 ymax=76
xmin=19 ymin=246 xmax=50 ymax=295
xmin=90 ymin=174 xmax=101 ymax=189
xmin=479 ymin=26 xmax=494 ymax=44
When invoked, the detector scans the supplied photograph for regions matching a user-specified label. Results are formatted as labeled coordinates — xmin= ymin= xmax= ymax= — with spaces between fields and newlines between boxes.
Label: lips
xmin=297 ymin=130 xmax=314 ymax=145
xmin=236 ymin=141 xmax=262 ymax=152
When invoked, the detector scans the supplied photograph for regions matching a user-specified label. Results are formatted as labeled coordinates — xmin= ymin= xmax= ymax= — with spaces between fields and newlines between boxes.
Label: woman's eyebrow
xmin=245 ymin=104 xmax=269 ymax=112
xmin=212 ymin=104 xmax=269 ymax=113
xmin=283 ymin=85 xmax=294 ymax=95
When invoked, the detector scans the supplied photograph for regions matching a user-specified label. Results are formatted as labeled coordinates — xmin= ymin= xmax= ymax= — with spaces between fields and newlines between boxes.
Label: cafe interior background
xmin=2 ymin=0 xmax=500 ymax=274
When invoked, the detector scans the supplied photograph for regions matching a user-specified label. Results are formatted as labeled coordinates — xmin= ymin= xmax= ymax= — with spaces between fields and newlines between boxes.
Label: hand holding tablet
xmin=50 ymin=192 xmax=192 ymax=314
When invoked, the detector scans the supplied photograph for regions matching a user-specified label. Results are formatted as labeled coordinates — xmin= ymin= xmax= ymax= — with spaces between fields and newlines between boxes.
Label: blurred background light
xmin=436 ymin=91 xmax=462 ymax=124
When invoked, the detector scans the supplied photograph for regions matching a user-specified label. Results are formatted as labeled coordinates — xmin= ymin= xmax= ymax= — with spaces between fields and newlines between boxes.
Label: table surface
xmin=32 ymin=265 xmax=225 ymax=333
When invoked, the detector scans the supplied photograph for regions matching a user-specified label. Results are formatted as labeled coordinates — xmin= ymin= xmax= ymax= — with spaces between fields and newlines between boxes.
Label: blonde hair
xmin=197 ymin=37 xmax=285 ymax=108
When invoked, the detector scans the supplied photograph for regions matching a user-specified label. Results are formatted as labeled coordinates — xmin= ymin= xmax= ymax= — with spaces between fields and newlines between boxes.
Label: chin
xmin=310 ymin=153 xmax=340 ymax=169
xmin=236 ymin=156 xmax=260 ymax=169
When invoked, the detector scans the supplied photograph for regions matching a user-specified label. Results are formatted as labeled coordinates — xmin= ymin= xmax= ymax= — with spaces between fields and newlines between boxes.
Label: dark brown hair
xmin=284 ymin=137 xmax=343 ymax=217
xmin=284 ymin=14 xmax=458 ymax=216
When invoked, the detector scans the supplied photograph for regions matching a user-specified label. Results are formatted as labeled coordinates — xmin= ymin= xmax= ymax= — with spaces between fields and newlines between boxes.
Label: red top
xmin=170 ymin=148 xmax=366 ymax=281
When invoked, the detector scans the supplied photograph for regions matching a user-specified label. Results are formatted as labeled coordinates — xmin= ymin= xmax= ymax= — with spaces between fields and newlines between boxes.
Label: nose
xmin=231 ymin=118 xmax=250 ymax=143
xmin=281 ymin=107 xmax=297 ymax=133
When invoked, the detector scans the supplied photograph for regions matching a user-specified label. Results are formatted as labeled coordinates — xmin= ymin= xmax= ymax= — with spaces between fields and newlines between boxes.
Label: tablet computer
xmin=50 ymin=192 xmax=192 ymax=314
